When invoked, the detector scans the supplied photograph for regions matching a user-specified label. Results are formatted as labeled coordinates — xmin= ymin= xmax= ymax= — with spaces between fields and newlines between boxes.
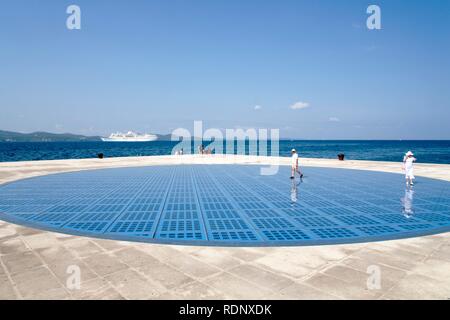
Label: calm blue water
xmin=0 ymin=140 xmax=449 ymax=164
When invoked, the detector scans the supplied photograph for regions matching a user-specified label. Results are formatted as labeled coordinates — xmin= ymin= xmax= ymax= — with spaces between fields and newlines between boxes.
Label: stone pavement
xmin=1 ymin=155 xmax=450 ymax=300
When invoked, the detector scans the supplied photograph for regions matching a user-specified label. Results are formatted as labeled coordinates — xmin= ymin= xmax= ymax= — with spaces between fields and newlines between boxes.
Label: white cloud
xmin=290 ymin=101 xmax=310 ymax=110
xmin=254 ymin=105 xmax=262 ymax=110
xmin=329 ymin=117 xmax=340 ymax=122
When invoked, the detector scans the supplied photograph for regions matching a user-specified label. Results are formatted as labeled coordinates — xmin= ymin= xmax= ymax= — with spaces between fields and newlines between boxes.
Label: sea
xmin=0 ymin=140 xmax=449 ymax=164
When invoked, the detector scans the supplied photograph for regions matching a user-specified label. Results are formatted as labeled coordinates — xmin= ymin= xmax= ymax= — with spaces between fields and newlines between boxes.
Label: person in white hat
xmin=403 ymin=151 xmax=417 ymax=186
xmin=290 ymin=149 xmax=303 ymax=180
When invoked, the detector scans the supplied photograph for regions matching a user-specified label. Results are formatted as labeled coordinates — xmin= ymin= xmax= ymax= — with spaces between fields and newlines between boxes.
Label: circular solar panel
xmin=0 ymin=165 xmax=449 ymax=246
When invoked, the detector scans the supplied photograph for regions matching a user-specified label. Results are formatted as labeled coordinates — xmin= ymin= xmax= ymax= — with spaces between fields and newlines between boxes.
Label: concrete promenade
xmin=1 ymin=155 xmax=450 ymax=300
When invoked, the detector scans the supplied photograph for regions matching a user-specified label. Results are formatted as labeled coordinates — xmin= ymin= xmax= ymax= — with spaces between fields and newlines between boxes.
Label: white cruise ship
xmin=101 ymin=131 xmax=158 ymax=142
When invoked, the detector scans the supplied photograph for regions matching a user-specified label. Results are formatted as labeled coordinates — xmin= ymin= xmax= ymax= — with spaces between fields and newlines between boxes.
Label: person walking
xmin=290 ymin=149 xmax=303 ymax=179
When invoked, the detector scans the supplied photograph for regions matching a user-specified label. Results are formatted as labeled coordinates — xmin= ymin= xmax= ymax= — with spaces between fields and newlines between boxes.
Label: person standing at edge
xmin=290 ymin=149 xmax=303 ymax=179
xmin=403 ymin=151 xmax=417 ymax=186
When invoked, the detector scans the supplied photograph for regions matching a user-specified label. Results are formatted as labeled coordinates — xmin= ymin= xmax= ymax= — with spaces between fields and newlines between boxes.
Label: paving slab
xmin=0 ymin=238 xmax=29 ymax=255
xmin=411 ymin=257 xmax=450 ymax=282
xmin=37 ymin=246 xmax=98 ymax=283
xmin=381 ymin=274 xmax=450 ymax=300
xmin=267 ymin=282 xmax=341 ymax=300
xmin=159 ymin=252 xmax=222 ymax=279
xmin=0 ymin=274 xmax=18 ymax=299
xmin=63 ymin=238 xmax=104 ymax=258
xmin=22 ymin=233 xmax=62 ymax=251
xmin=252 ymin=251 xmax=316 ymax=279
xmin=156 ymin=281 xmax=227 ymax=300
xmin=91 ymin=239 xmax=129 ymax=252
xmin=2 ymin=251 xmax=44 ymax=275
xmin=82 ymin=253 xmax=128 ymax=277
xmin=104 ymin=269 xmax=163 ymax=299
xmin=302 ymin=272 xmax=384 ymax=300
xmin=69 ymin=277 xmax=124 ymax=300
xmin=136 ymin=256 xmax=195 ymax=290
xmin=189 ymin=248 xmax=243 ymax=270
xmin=339 ymin=256 xmax=408 ymax=290
xmin=203 ymin=271 xmax=272 ymax=299
xmin=227 ymin=264 xmax=294 ymax=292
xmin=430 ymin=243 xmax=450 ymax=262
xmin=351 ymin=247 xmax=427 ymax=271
xmin=0 ymin=224 xmax=18 ymax=240
xmin=11 ymin=266 xmax=69 ymax=300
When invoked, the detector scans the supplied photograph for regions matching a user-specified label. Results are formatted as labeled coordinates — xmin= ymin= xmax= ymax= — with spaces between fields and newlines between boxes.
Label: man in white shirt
xmin=290 ymin=149 xmax=303 ymax=179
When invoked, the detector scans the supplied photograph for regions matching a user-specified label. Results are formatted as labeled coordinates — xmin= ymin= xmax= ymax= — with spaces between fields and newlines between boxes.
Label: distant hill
xmin=0 ymin=130 xmax=101 ymax=142
xmin=0 ymin=130 xmax=177 ymax=142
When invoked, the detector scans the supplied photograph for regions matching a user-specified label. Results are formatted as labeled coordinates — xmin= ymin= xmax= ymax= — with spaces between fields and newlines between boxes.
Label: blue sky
xmin=0 ymin=0 xmax=449 ymax=139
